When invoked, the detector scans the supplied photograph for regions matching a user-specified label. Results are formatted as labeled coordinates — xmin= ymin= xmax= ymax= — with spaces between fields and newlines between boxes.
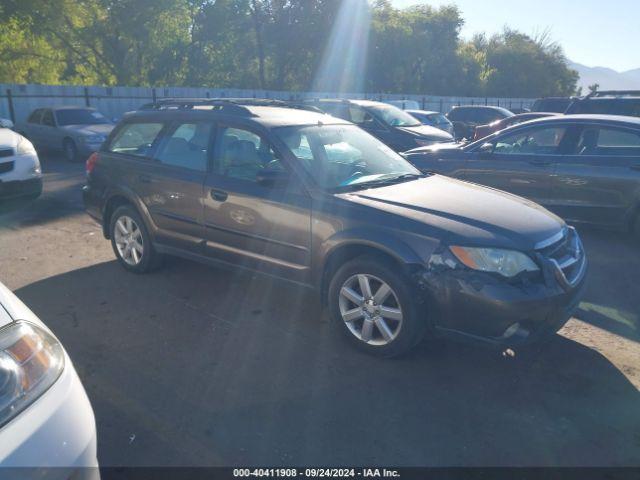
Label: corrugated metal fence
xmin=0 ymin=83 xmax=535 ymax=124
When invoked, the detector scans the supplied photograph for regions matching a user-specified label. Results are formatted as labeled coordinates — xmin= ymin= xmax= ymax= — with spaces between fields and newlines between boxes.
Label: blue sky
xmin=390 ymin=0 xmax=639 ymax=72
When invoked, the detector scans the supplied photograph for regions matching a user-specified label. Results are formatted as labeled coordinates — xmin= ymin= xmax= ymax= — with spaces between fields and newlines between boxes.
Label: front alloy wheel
xmin=339 ymin=274 xmax=403 ymax=345
xmin=328 ymin=255 xmax=427 ymax=357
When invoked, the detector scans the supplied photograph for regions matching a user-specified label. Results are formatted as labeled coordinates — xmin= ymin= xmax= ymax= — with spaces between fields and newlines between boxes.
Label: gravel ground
xmin=1 ymin=155 xmax=639 ymax=466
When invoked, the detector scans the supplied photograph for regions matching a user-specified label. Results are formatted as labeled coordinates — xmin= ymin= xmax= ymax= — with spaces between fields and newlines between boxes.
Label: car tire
xmin=63 ymin=138 xmax=79 ymax=163
xmin=328 ymin=255 xmax=427 ymax=357
xmin=109 ymin=205 xmax=162 ymax=273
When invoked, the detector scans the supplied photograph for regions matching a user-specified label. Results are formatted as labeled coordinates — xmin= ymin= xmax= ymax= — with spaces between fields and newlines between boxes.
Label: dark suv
xmin=566 ymin=90 xmax=640 ymax=117
xmin=304 ymin=99 xmax=453 ymax=152
xmin=83 ymin=99 xmax=587 ymax=356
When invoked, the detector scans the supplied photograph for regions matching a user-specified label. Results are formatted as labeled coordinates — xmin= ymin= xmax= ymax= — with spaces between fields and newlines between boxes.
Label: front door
xmin=202 ymin=124 xmax=312 ymax=283
xmin=463 ymin=124 xmax=576 ymax=206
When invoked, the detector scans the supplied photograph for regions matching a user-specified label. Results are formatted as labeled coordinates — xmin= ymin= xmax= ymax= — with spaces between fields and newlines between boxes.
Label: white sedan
xmin=0 ymin=118 xmax=43 ymax=202
xmin=0 ymin=281 xmax=98 ymax=473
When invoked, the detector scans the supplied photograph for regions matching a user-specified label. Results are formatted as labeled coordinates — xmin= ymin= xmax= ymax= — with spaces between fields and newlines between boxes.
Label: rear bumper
xmin=81 ymin=184 xmax=103 ymax=224
xmin=419 ymin=257 xmax=587 ymax=348
xmin=0 ymin=177 xmax=43 ymax=201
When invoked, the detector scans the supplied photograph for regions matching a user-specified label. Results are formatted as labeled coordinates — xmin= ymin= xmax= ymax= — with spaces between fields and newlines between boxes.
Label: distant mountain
xmin=569 ymin=61 xmax=640 ymax=93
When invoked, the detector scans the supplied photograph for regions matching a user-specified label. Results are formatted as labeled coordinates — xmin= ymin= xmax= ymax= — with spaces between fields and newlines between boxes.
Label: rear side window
xmin=108 ymin=122 xmax=163 ymax=157
xmin=320 ymin=103 xmax=350 ymax=121
xmin=576 ymin=127 xmax=640 ymax=156
xmin=153 ymin=122 xmax=212 ymax=171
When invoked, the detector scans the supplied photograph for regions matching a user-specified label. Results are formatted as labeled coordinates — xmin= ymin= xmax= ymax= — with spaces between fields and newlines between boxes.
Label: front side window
xmin=576 ymin=126 xmax=640 ymax=156
xmin=108 ymin=122 xmax=164 ymax=157
xmin=275 ymin=124 xmax=420 ymax=190
xmin=214 ymin=126 xmax=282 ymax=182
xmin=492 ymin=127 xmax=567 ymax=155
xmin=56 ymin=109 xmax=109 ymax=126
xmin=153 ymin=122 xmax=212 ymax=171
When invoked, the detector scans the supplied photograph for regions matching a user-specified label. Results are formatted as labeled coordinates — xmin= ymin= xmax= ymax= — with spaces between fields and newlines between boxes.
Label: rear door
xmin=107 ymin=119 xmax=209 ymax=251
xmin=202 ymin=123 xmax=312 ymax=283
xmin=550 ymin=124 xmax=640 ymax=226
xmin=463 ymin=123 xmax=578 ymax=206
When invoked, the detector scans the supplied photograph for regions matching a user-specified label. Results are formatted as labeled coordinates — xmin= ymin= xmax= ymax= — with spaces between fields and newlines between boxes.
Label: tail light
xmin=86 ymin=152 xmax=99 ymax=175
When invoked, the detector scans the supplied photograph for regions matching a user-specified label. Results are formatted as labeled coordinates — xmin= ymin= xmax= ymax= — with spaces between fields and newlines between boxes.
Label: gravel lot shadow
xmin=14 ymin=258 xmax=640 ymax=467
xmin=574 ymin=226 xmax=640 ymax=342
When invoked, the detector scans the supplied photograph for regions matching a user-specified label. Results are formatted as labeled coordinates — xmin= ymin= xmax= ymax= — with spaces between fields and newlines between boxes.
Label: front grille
xmin=0 ymin=148 xmax=13 ymax=158
xmin=536 ymin=227 xmax=586 ymax=289
xmin=0 ymin=161 xmax=14 ymax=174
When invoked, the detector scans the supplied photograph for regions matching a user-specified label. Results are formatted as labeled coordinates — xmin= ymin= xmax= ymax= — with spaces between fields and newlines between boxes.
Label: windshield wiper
xmin=333 ymin=173 xmax=425 ymax=192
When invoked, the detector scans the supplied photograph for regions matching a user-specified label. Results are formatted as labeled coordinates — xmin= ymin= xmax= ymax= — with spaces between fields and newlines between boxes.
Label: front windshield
xmin=428 ymin=113 xmax=451 ymax=125
xmin=275 ymin=124 xmax=421 ymax=190
xmin=368 ymin=105 xmax=421 ymax=127
xmin=55 ymin=109 xmax=110 ymax=126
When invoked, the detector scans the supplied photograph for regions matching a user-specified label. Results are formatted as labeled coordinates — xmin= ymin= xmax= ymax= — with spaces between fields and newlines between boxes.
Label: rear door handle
xmin=630 ymin=164 xmax=640 ymax=171
xmin=138 ymin=174 xmax=152 ymax=184
xmin=528 ymin=160 xmax=552 ymax=166
xmin=210 ymin=189 xmax=228 ymax=202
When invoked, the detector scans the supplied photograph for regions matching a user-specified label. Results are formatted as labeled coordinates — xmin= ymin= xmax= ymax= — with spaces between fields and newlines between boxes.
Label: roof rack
xmin=139 ymin=97 xmax=326 ymax=115
xmin=139 ymin=98 xmax=255 ymax=116
xmin=222 ymin=98 xmax=324 ymax=113
xmin=586 ymin=90 xmax=640 ymax=99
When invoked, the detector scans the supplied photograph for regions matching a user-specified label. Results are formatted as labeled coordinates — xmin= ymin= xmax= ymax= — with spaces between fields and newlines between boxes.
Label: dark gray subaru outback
xmin=83 ymin=99 xmax=587 ymax=357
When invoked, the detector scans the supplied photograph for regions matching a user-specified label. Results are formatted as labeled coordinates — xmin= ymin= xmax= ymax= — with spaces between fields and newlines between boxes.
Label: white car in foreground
xmin=0 ymin=118 xmax=43 ymax=202
xmin=0 ymin=281 xmax=98 ymax=472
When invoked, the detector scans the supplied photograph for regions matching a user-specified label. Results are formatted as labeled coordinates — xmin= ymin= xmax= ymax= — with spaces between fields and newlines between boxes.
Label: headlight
xmin=0 ymin=321 xmax=64 ymax=427
xmin=414 ymin=138 xmax=434 ymax=147
xmin=450 ymin=246 xmax=539 ymax=278
xmin=85 ymin=134 xmax=106 ymax=144
xmin=16 ymin=135 xmax=36 ymax=155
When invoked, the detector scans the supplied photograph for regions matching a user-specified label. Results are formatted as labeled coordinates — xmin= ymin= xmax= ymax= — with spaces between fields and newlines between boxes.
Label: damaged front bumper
xmin=416 ymin=232 xmax=588 ymax=348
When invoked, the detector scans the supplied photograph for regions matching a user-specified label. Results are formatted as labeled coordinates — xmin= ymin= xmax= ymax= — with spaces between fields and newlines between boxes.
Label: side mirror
xmin=256 ymin=168 xmax=290 ymax=188
xmin=0 ymin=118 xmax=14 ymax=129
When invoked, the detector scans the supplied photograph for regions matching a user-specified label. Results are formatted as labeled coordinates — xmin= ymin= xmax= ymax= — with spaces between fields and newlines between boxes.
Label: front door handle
xmin=138 ymin=174 xmax=152 ymax=184
xmin=210 ymin=189 xmax=228 ymax=202
xmin=528 ymin=160 xmax=552 ymax=166
xmin=630 ymin=164 xmax=640 ymax=171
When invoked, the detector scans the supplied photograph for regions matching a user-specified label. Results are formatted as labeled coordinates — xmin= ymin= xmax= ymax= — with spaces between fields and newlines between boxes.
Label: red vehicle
xmin=473 ymin=112 xmax=558 ymax=141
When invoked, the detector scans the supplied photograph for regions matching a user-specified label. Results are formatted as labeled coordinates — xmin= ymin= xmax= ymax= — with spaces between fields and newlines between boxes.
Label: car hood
xmin=396 ymin=125 xmax=453 ymax=141
xmin=0 ymin=128 xmax=20 ymax=150
xmin=337 ymin=175 xmax=564 ymax=250
xmin=60 ymin=124 xmax=114 ymax=136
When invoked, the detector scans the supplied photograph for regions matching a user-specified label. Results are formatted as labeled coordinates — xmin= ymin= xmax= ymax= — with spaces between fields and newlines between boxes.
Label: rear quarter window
xmin=108 ymin=122 xmax=164 ymax=157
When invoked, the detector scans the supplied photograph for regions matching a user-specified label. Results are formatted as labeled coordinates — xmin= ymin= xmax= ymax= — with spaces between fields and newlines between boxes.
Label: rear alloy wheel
xmin=109 ymin=205 xmax=162 ymax=273
xmin=63 ymin=138 xmax=78 ymax=163
xmin=328 ymin=255 xmax=427 ymax=357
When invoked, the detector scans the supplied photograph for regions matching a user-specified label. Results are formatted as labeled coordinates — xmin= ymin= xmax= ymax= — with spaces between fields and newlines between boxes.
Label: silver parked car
xmin=17 ymin=107 xmax=114 ymax=162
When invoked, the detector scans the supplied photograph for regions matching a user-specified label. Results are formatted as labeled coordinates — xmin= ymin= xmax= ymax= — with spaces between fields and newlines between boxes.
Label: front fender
xmin=314 ymin=226 xmax=439 ymax=288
